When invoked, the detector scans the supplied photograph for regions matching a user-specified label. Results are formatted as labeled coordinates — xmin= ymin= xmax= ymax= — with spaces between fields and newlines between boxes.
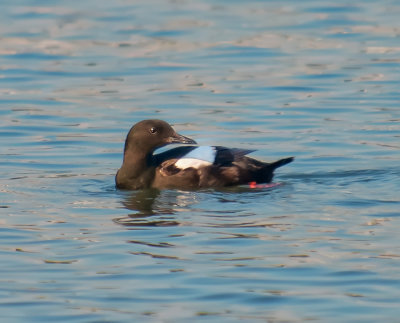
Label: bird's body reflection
xmin=113 ymin=184 xmax=284 ymax=228
xmin=113 ymin=189 xmax=198 ymax=227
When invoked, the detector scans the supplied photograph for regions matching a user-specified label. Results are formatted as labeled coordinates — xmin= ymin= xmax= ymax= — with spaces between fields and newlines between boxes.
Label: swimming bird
xmin=115 ymin=119 xmax=294 ymax=190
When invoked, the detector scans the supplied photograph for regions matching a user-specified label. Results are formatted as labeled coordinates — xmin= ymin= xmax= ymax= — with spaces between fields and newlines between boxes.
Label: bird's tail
xmin=268 ymin=157 xmax=294 ymax=171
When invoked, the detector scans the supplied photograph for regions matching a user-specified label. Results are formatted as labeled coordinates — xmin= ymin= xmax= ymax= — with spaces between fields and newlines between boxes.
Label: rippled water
xmin=1 ymin=0 xmax=400 ymax=322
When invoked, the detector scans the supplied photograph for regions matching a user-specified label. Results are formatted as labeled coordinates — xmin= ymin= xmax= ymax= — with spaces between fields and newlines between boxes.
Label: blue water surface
xmin=1 ymin=0 xmax=399 ymax=322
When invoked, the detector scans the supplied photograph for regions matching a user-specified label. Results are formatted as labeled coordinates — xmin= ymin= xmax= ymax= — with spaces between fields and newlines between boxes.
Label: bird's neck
xmin=116 ymin=148 xmax=155 ymax=189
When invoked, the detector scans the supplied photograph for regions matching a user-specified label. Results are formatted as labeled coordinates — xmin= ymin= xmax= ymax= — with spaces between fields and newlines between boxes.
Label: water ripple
xmin=1 ymin=0 xmax=400 ymax=322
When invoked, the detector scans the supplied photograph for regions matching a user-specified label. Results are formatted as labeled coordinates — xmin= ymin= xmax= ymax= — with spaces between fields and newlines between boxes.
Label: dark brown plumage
xmin=115 ymin=119 xmax=294 ymax=190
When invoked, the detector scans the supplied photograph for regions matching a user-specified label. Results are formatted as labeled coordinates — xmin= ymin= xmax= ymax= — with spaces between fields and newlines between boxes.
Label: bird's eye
xmin=149 ymin=127 xmax=157 ymax=134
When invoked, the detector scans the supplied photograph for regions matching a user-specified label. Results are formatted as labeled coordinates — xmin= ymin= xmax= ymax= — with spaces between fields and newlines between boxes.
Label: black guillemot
xmin=115 ymin=119 xmax=294 ymax=190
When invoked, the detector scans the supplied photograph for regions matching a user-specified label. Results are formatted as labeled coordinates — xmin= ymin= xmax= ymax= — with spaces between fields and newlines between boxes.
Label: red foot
xmin=248 ymin=182 xmax=282 ymax=189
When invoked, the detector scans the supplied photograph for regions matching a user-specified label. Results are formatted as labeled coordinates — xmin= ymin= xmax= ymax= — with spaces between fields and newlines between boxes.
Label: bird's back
xmin=152 ymin=146 xmax=293 ymax=189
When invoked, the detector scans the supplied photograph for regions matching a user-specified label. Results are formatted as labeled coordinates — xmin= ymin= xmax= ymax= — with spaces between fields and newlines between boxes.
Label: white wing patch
xmin=175 ymin=146 xmax=216 ymax=170
xmin=175 ymin=158 xmax=212 ymax=169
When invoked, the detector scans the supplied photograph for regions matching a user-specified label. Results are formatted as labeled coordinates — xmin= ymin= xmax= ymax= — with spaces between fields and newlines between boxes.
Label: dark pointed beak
xmin=168 ymin=132 xmax=197 ymax=145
